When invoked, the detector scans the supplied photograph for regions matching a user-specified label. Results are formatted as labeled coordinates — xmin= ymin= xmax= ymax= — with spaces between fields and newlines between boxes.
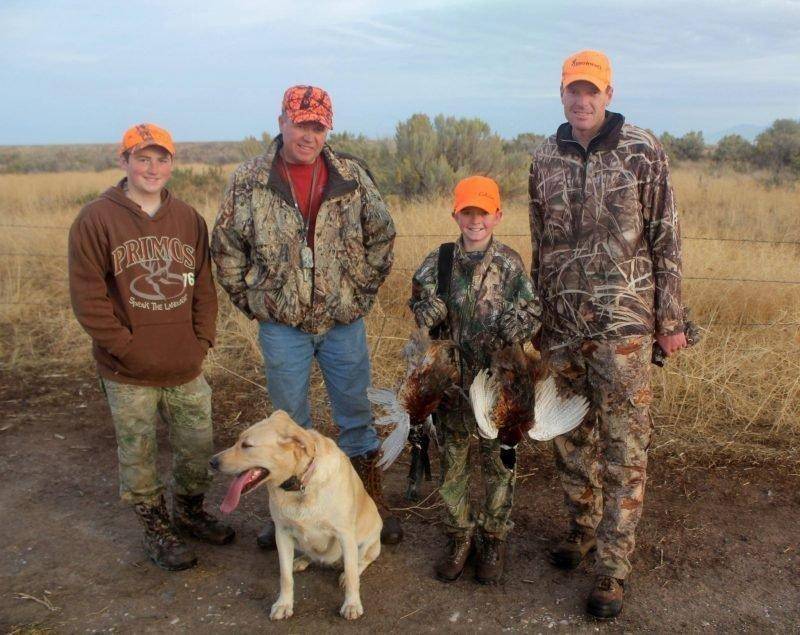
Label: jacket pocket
xmin=245 ymin=248 xmax=289 ymax=291
xmin=339 ymin=226 xmax=383 ymax=295
xmin=113 ymin=323 xmax=204 ymax=382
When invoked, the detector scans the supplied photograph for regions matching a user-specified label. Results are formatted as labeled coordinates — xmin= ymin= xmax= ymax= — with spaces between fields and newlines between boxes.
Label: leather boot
xmin=173 ymin=493 xmax=236 ymax=545
xmin=350 ymin=449 xmax=403 ymax=545
xmin=133 ymin=495 xmax=197 ymax=571
xmin=548 ymin=527 xmax=596 ymax=570
xmin=434 ymin=531 xmax=474 ymax=582
xmin=587 ymin=575 xmax=624 ymax=619
xmin=256 ymin=521 xmax=277 ymax=550
xmin=475 ymin=533 xmax=506 ymax=585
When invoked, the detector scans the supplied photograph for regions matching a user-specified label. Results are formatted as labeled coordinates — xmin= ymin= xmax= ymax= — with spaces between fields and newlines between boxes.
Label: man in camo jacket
xmin=211 ymin=85 xmax=401 ymax=547
xmin=528 ymin=50 xmax=687 ymax=619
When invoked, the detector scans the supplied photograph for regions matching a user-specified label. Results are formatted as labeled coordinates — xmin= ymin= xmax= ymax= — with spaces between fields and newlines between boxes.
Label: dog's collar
xmin=279 ymin=458 xmax=317 ymax=493
xmin=299 ymin=457 xmax=317 ymax=490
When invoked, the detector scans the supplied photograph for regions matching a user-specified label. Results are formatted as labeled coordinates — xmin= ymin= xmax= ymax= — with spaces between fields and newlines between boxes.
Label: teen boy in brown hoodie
xmin=68 ymin=124 xmax=233 ymax=571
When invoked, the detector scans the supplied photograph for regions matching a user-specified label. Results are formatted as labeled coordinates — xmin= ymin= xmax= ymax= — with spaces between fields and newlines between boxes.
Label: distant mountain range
xmin=705 ymin=124 xmax=766 ymax=144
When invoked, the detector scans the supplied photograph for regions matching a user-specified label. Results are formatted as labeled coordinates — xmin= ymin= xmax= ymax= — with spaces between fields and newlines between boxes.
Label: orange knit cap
xmin=453 ymin=176 xmax=501 ymax=215
xmin=119 ymin=123 xmax=175 ymax=156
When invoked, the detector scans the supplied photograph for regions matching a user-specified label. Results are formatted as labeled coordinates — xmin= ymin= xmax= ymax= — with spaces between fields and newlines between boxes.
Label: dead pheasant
xmin=469 ymin=345 xmax=589 ymax=451
xmin=369 ymin=327 xmax=459 ymax=471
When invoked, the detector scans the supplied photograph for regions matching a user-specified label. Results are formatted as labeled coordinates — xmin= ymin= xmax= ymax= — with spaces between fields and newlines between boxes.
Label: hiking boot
xmin=548 ymin=527 xmax=596 ymax=570
xmin=173 ymin=493 xmax=236 ymax=545
xmin=133 ymin=496 xmax=197 ymax=571
xmin=475 ymin=533 xmax=506 ymax=585
xmin=256 ymin=520 xmax=277 ymax=550
xmin=587 ymin=575 xmax=624 ymax=619
xmin=435 ymin=531 xmax=474 ymax=582
xmin=350 ymin=449 xmax=403 ymax=545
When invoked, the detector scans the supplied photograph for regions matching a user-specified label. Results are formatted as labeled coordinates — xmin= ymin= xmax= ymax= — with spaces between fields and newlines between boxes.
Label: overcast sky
xmin=1 ymin=0 xmax=798 ymax=145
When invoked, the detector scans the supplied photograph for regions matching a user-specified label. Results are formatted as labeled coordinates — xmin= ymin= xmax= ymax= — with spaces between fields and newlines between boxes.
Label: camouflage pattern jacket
xmin=529 ymin=112 xmax=683 ymax=347
xmin=410 ymin=238 xmax=542 ymax=382
xmin=211 ymin=137 xmax=395 ymax=334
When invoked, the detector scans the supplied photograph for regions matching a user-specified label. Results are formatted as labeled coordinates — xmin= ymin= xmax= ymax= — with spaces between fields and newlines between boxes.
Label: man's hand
xmin=656 ymin=332 xmax=687 ymax=356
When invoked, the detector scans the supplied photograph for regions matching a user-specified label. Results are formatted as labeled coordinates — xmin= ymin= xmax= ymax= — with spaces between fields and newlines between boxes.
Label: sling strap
xmin=429 ymin=242 xmax=455 ymax=341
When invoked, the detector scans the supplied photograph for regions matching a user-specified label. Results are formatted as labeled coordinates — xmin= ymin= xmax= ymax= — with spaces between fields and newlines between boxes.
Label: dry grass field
xmin=1 ymin=164 xmax=799 ymax=467
xmin=2 ymin=164 xmax=800 ymax=633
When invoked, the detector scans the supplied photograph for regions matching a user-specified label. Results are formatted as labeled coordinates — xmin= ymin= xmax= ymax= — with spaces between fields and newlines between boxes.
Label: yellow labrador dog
xmin=210 ymin=410 xmax=382 ymax=620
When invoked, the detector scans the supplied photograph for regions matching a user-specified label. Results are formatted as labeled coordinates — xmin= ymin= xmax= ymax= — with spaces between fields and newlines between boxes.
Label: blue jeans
xmin=257 ymin=319 xmax=379 ymax=458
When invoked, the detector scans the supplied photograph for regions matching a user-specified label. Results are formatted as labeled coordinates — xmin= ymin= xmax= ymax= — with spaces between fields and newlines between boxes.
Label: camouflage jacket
xmin=211 ymin=136 xmax=395 ymax=334
xmin=529 ymin=112 xmax=683 ymax=347
xmin=410 ymin=238 xmax=542 ymax=382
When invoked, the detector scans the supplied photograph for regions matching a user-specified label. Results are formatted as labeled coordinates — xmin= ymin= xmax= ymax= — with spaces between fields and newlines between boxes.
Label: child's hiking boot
xmin=587 ymin=575 xmax=624 ymax=619
xmin=173 ymin=493 xmax=235 ymax=545
xmin=134 ymin=496 xmax=197 ymax=571
xmin=475 ymin=533 xmax=506 ymax=585
xmin=435 ymin=530 xmax=474 ymax=582
xmin=548 ymin=527 xmax=596 ymax=570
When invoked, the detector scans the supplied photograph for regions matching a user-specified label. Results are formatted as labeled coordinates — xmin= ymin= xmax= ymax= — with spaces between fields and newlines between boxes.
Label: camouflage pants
xmin=101 ymin=375 xmax=214 ymax=505
xmin=545 ymin=335 xmax=653 ymax=580
xmin=437 ymin=401 xmax=516 ymax=540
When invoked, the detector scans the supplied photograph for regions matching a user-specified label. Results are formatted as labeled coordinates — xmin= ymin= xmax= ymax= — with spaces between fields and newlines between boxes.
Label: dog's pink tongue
xmin=220 ymin=471 xmax=252 ymax=514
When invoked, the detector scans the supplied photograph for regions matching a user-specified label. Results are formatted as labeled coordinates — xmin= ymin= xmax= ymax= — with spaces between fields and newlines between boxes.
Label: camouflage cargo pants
xmin=101 ymin=375 xmax=214 ymax=504
xmin=545 ymin=335 xmax=653 ymax=580
xmin=437 ymin=402 xmax=516 ymax=539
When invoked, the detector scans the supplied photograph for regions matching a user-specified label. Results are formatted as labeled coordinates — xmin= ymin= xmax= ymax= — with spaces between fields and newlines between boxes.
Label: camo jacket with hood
xmin=410 ymin=238 xmax=541 ymax=382
xmin=211 ymin=136 xmax=395 ymax=334
xmin=529 ymin=112 xmax=683 ymax=347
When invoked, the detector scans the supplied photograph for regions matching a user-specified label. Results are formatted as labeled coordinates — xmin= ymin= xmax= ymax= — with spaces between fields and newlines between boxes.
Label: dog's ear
xmin=279 ymin=428 xmax=314 ymax=458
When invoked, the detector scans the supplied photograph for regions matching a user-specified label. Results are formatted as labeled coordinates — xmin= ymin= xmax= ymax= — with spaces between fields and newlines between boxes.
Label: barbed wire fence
xmin=1 ymin=223 xmax=799 ymax=331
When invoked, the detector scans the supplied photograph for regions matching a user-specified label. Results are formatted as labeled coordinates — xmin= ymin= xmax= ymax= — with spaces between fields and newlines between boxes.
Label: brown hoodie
xmin=68 ymin=180 xmax=217 ymax=386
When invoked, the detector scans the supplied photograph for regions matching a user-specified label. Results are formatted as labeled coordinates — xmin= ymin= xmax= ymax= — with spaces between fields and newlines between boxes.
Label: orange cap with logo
xmin=282 ymin=85 xmax=334 ymax=130
xmin=453 ymin=176 xmax=501 ymax=215
xmin=119 ymin=123 xmax=175 ymax=156
xmin=561 ymin=50 xmax=612 ymax=91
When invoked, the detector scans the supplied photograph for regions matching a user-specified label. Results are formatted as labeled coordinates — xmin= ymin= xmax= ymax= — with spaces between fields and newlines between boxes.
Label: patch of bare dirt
xmin=1 ymin=372 xmax=798 ymax=633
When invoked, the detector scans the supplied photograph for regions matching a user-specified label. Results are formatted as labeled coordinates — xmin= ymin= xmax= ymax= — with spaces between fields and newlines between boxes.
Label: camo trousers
xmin=545 ymin=335 xmax=653 ymax=580
xmin=437 ymin=401 xmax=516 ymax=540
xmin=101 ymin=375 xmax=214 ymax=504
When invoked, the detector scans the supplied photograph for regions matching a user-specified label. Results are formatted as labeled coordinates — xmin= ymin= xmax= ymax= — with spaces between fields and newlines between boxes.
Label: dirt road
xmin=2 ymin=373 xmax=798 ymax=633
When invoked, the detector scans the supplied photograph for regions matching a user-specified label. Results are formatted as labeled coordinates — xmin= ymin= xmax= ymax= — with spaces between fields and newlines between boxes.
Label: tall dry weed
xmin=0 ymin=165 xmax=798 ymax=465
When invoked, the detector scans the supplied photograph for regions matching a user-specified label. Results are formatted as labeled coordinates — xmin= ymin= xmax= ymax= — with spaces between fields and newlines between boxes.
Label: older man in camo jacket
xmin=211 ymin=85 xmax=401 ymax=547
xmin=529 ymin=51 xmax=687 ymax=619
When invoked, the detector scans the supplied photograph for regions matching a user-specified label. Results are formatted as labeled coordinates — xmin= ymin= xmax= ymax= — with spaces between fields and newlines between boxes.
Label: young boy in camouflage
xmin=68 ymin=124 xmax=233 ymax=571
xmin=410 ymin=176 xmax=541 ymax=584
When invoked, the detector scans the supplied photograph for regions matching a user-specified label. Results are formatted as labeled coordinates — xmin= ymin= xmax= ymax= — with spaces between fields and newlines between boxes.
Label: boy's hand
xmin=413 ymin=297 xmax=447 ymax=329
xmin=497 ymin=307 xmax=525 ymax=344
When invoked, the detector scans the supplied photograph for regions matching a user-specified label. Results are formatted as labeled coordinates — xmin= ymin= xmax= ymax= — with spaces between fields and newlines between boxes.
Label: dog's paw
xmin=270 ymin=601 xmax=294 ymax=620
xmin=293 ymin=555 xmax=311 ymax=572
xmin=340 ymin=599 xmax=364 ymax=620
xmin=338 ymin=571 xmax=347 ymax=589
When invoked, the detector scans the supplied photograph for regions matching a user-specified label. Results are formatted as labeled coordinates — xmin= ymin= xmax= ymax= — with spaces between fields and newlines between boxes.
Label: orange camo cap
xmin=282 ymin=85 xmax=333 ymax=130
xmin=119 ymin=123 xmax=175 ymax=156
xmin=562 ymin=50 xmax=612 ymax=91
xmin=453 ymin=176 xmax=501 ymax=215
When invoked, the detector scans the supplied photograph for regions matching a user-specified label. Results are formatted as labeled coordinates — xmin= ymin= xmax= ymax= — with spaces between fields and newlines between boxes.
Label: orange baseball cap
xmin=282 ymin=85 xmax=333 ymax=130
xmin=562 ymin=50 xmax=612 ymax=91
xmin=453 ymin=176 xmax=501 ymax=215
xmin=119 ymin=123 xmax=175 ymax=156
